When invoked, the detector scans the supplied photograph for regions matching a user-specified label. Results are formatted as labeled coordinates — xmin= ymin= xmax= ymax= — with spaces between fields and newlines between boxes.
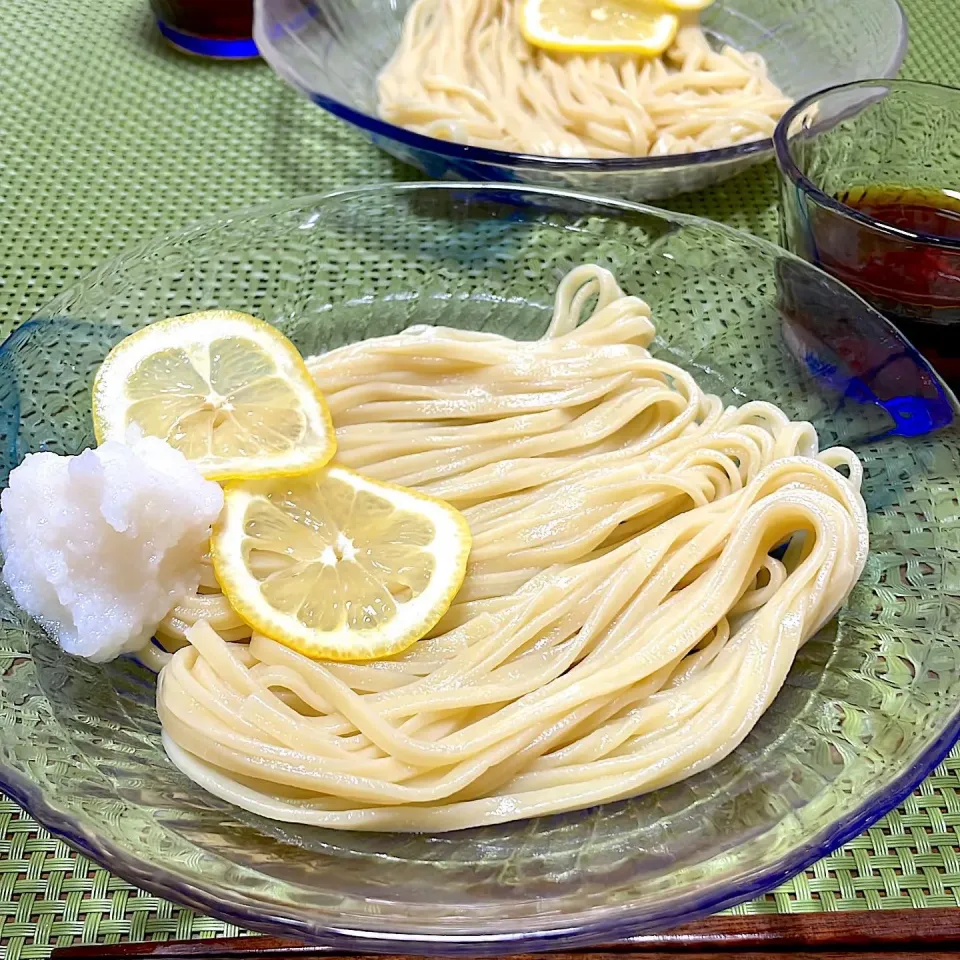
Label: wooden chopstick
xmin=49 ymin=908 xmax=960 ymax=958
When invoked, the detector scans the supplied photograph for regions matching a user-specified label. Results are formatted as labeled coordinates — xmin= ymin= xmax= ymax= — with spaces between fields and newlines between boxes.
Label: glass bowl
xmin=253 ymin=0 xmax=907 ymax=201
xmin=2 ymin=183 xmax=959 ymax=953
xmin=775 ymin=79 xmax=960 ymax=388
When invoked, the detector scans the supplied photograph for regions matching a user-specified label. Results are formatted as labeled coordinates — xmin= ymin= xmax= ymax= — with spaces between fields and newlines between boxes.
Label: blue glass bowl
xmin=253 ymin=0 xmax=907 ymax=200
xmin=1 ymin=183 xmax=958 ymax=953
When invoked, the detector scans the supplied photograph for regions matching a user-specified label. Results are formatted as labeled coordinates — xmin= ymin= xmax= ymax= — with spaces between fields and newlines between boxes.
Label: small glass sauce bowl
xmin=774 ymin=79 xmax=960 ymax=388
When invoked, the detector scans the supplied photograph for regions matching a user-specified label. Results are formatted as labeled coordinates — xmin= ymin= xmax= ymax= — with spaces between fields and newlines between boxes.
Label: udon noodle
xmin=156 ymin=265 xmax=868 ymax=832
xmin=377 ymin=0 xmax=792 ymax=158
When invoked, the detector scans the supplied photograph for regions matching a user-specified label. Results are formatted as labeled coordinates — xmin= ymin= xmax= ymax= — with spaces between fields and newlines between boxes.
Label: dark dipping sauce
xmin=810 ymin=185 xmax=960 ymax=387
xmin=151 ymin=0 xmax=255 ymax=57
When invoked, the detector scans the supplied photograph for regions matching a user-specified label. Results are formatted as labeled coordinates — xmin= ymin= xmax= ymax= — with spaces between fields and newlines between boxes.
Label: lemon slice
xmin=521 ymin=0 xmax=678 ymax=54
xmin=659 ymin=0 xmax=713 ymax=10
xmin=92 ymin=311 xmax=336 ymax=481
xmin=211 ymin=466 xmax=472 ymax=661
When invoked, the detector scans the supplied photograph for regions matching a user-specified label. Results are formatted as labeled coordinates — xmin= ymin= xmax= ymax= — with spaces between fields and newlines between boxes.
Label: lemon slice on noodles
xmin=520 ymin=0 xmax=678 ymax=54
xmin=211 ymin=466 xmax=472 ymax=661
xmin=92 ymin=311 xmax=336 ymax=481
xmin=659 ymin=0 xmax=714 ymax=10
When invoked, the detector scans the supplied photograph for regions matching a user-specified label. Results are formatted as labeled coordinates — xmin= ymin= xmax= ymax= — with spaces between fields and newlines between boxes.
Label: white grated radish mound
xmin=0 ymin=436 xmax=224 ymax=662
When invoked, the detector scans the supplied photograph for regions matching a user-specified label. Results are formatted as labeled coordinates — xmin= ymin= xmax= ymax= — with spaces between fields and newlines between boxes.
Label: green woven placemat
xmin=2 ymin=0 xmax=960 ymax=955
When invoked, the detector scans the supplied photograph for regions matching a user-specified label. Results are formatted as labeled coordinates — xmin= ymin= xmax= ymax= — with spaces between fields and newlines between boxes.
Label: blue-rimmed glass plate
xmin=0 ymin=183 xmax=957 ymax=954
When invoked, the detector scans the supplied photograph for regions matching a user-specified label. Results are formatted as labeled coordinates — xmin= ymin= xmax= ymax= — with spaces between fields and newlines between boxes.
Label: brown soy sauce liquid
xmin=814 ymin=185 xmax=960 ymax=387
xmin=840 ymin=185 xmax=960 ymax=239
xmin=152 ymin=0 xmax=253 ymax=41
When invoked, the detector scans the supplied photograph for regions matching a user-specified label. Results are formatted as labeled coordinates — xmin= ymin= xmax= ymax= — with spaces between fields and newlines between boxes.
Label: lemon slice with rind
xmin=521 ymin=0 xmax=678 ymax=54
xmin=660 ymin=0 xmax=713 ymax=10
xmin=211 ymin=466 xmax=471 ymax=661
xmin=93 ymin=311 xmax=336 ymax=481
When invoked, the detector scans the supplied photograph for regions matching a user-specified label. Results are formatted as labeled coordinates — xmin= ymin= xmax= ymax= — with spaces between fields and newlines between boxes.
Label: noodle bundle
xmin=157 ymin=265 xmax=868 ymax=832
xmin=377 ymin=0 xmax=792 ymax=158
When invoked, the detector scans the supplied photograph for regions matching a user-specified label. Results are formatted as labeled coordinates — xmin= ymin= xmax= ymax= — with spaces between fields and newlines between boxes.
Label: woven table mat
xmin=2 ymin=0 xmax=960 ymax=956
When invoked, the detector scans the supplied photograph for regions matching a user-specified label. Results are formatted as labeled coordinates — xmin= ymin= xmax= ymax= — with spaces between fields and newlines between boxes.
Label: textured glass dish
xmin=253 ymin=0 xmax=907 ymax=201
xmin=1 ymin=183 xmax=960 ymax=953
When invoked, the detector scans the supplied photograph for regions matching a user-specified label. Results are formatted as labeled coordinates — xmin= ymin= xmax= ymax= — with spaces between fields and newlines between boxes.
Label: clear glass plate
xmin=254 ymin=0 xmax=907 ymax=200
xmin=1 ymin=183 xmax=958 ymax=953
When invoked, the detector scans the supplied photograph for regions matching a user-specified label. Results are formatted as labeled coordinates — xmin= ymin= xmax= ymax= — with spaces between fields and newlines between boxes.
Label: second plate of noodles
xmin=377 ymin=3 xmax=792 ymax=159
xmin=256 ymin=0 xmax=907 ymax=198
xmin=155 ymin=264 xmax=869 ymax=832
